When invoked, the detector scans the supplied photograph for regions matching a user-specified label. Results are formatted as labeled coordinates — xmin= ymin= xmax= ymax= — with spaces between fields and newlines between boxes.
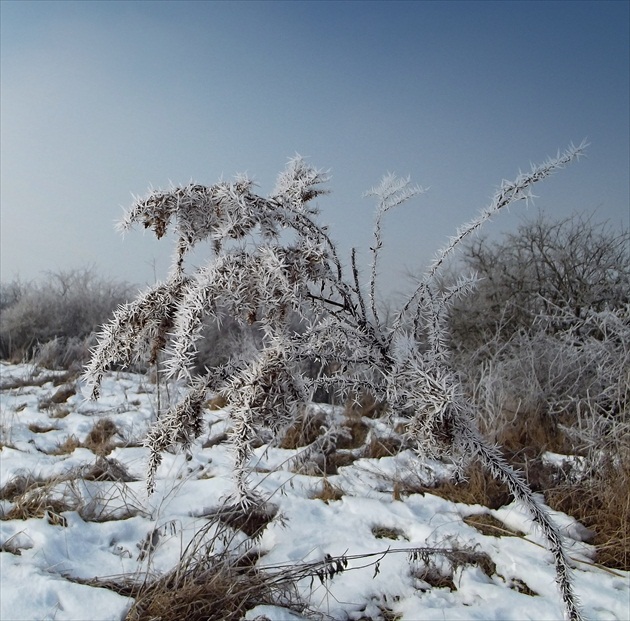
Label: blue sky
xmin=1 ymin=0 xmax=628 ymax=298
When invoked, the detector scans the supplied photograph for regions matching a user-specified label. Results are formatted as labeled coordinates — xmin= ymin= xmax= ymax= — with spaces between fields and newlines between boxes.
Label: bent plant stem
xmin=231 ymin=405 xmax=261 ymax=509
xmin=457 ymin=416 xmax=583 ymax=621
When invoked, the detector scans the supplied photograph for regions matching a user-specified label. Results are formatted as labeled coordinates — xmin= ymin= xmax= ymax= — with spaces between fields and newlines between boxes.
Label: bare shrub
xmin=0 ymin=268 xmax=134 ymax=368
xmin=0 ymin=279 xmax=24 ymax=312
xmin=467 ymin=313 xmax=629 ymax=461
xmin=450 ymin=213 xmax=629 ymax=351
xmin=32 ymin=335 xmax=95 ymax=371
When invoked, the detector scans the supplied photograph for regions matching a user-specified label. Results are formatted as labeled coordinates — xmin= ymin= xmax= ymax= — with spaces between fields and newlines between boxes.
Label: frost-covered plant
xmin=450 ymin=213 xmax=629 ymax=482
xmin=0 ymin=268 xmax=133 ymax=366
xmin=85 ymin=143 xmax=587 ymax=620
xmin=467 ymin=303 xmax=629 ymax=466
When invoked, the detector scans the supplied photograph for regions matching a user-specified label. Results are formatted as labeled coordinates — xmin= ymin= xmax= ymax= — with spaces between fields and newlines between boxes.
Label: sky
xmin=1 ymin=0 xmax=628 ymax=299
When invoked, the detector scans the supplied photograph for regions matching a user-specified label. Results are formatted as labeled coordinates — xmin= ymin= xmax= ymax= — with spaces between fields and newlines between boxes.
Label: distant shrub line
xmin=0 ymin=268 xmax=134 ymax=369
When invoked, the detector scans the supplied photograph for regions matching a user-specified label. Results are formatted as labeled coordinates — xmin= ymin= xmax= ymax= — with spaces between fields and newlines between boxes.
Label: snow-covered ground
xmin=1 ymin=361 xmax=627 ymax=621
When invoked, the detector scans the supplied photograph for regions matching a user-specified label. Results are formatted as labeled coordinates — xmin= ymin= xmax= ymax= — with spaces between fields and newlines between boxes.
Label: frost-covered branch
xmin=365 ymin=173 xmax=426 ymax=329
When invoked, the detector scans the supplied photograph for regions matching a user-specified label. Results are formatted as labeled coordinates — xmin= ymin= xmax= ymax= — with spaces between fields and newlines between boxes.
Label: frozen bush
xmin=0 ymin=268 xmax=134 ymax=366
xmin=450 ymin=213 xmax=629 ymax=351
xmin=86 ymin=144 xmax=587 ymax=620
xmin=449 ymin=214 xmax=629 ymax=462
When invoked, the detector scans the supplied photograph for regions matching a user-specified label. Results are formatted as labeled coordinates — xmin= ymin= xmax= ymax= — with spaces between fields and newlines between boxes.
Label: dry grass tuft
xmin=0 ymin=370 xmax=75 ymax=391
xmin=344 ymin=393 xmax=387 ymax=420
xmin=0 ymin=534 xmax=28 ymax=556
xmin=411 ymin=564 xmax=457 ymax=591
xmin=0 ymin=473 xmax=78 ymax=522
xmin=78 ymin=486 xmax=146 ymax=523
xmin=205 ymin=394 xmax=228 ymax=410
xmin=117 ymin=508 xmax=305 ymax=621
xmin=477 ymin=405 xmax=630 ymax=571
xmin=217 ymin=505 xmax=277 ymax=539
xmin=409 ymin=545 xmax=497 ymax=593
xmin=474 ymin=399 xmax=630 ymax=572
xmin=280 ymin=407 xmax=327 ymax=449
xmin=508 ymin=577 xmax=539 ymax=596
xmin=50 ymin=406 xmax=71 ymax=419
xmin=84 ymin=418 xmax=118 ymax=456
xmin=363 ymin=434 xmax=401 ymax=459
xmin=450 ymin=547 xmax=497 ymax=580
xmin=311 ymin=478 xmax=344 ymax=504
xmin=51 ymin=434 xmax=81 ymax=455
xmin=82 ymin=456 xmax=137 ymax=482
xmin=28 ymin=422 xmax=58 ymax=434
xmin=49 ymin=383 xmax=77 ymax=404
xmin=489 ymin=407 xmax=571 ymax=461
xmin=0 ymin=473 xmax=48 ymax=503
xmin=201 ymin=431 xmax=228 ymax=449
xmin=326 ymin=450 xmax=358 ymax=474
xmin=356 ymin=605 xmax=402 ymax=621
xmin=421 ymin=462 xmax=513 ymax=510
xmin=48 ymin=419 xmax=118 ymax=457
xmin=545 ymin=460 xmax=630 ymax=571
xmin=124 ymin=558 xmax=303 ymax=621
xmin=463 ymin=513 xmax=524 ymax=538
xmin=372 ymin=525 xmax=408 ymax=541
xmin=196 ymin=503 xmax=279 ymax=539
xmin=336 ymin=417 xmax=369 ymax=450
